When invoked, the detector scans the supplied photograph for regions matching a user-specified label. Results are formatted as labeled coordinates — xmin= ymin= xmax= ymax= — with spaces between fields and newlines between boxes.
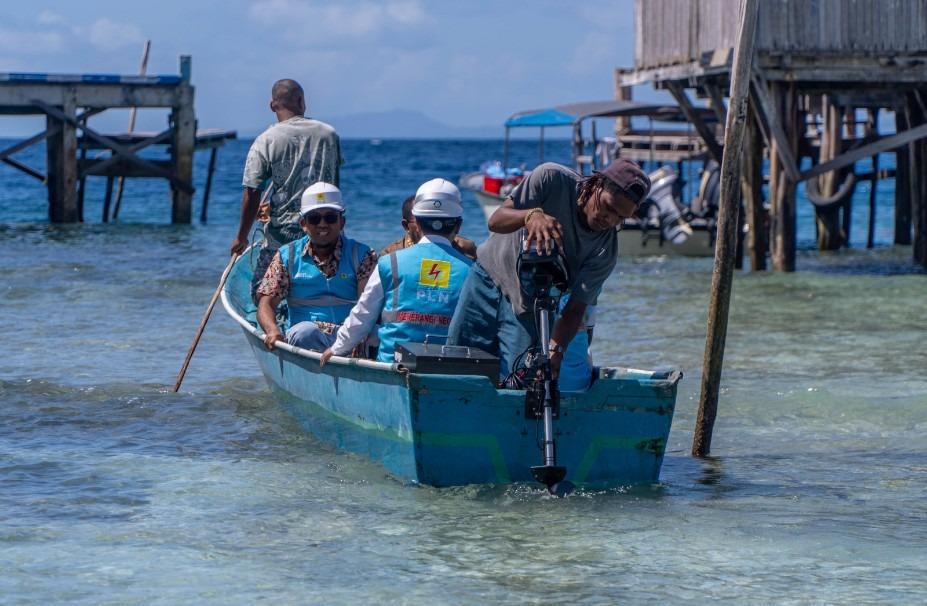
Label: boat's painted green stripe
xmin=572 ymin=436 xmax=667 ymax=483
xmin=417 ymin=433 xmax=511 ymax=483
xmin=270 ymin=383 xmax=413 ymax=444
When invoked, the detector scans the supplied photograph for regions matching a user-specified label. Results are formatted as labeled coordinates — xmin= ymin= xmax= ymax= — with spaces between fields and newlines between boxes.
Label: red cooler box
xmin=483 ymin=176 xmax=504 ymax=194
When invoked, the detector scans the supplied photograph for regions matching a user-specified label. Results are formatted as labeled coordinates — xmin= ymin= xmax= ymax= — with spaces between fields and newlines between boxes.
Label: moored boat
xmin=463 ymin=165 xmax=717 ymax=258
xmin=460 ymin=99 xmax=724 ymax=257
xmin=222 ymin=251 xmax=682 ymax=489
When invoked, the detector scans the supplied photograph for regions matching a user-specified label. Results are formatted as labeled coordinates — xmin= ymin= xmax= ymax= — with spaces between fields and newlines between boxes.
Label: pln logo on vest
xmin=418 ymin=259 xmax=451 ymax=288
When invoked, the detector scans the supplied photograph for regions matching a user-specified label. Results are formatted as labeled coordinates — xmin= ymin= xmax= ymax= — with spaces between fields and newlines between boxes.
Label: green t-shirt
xmin=476 ymin=163 xmax=618 ymax=315
xmin=242 ymin=116 xmax=343 ymax=250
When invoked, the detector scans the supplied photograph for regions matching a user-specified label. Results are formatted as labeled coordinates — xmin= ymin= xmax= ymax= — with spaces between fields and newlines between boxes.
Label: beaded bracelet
xmin=524 ymin=208 xmax=544 ymax=226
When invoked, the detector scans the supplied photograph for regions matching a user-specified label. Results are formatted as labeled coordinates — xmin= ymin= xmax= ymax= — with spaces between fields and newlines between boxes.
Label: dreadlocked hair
xmin=577 ymin=173 xmax=628 ymax=209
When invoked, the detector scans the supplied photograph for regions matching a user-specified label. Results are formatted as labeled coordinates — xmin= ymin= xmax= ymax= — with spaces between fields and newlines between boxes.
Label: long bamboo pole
xmin=111 ymin=40 xmax=151 ymax=221
xmin=172 ymin=185 xmax=272 ymax=392
xmin=692 ymin=0 xmax=760 ymax=457
xmin=172 ymin=254 xmax=239 ymax=392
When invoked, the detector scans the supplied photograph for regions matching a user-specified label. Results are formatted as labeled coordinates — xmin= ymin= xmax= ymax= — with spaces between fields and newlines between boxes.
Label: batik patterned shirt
xmin=257 ymin=238 xmax=378 ymax=334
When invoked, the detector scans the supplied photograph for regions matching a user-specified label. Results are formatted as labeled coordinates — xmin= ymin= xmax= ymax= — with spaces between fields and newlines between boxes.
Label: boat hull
xmin=225 ymin=253 xmax=680 ymax=488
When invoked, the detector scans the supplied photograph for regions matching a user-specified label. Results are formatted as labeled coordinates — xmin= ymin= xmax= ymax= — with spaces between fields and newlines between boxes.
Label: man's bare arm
xmin=487 ymin=198 xmax=530 ymax=233
xmin=256 ymin=294 xmax=284 ymax=350
xmin=231 ymin=187 xmax=263 ymax=254
xmin=488 ymin=198 xmax=563 ymax=253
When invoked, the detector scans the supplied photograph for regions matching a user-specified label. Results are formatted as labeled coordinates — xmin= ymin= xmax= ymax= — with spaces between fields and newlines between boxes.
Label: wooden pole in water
xmin=744 ymin=104 xmax=766 ymax=270
xmin=769 ymin=82 xmax=798 ymax=272
xmin=172 ymin=254 xmax=240 ymax=392
xmin=692 ymin=0 xmax=759 ymax=458
xmin=894 ymin=102 xmax=912 ymax=245
xmin=200 ymin=147 xmax=218 ymax=223
xmin=866 ymin=109 xmax=878 ymax=249
xmin=112 ymin=40 xmax=151 ymax=221
xmin=101 ymin=176 xmax=114 ymax=223
xmin=173 ymin=185 xmax=270 ymax=392
xmin=170 ymin=56 xmax=196 ymax=224
xmin=911 ymin=90 xmax=927 ymax=268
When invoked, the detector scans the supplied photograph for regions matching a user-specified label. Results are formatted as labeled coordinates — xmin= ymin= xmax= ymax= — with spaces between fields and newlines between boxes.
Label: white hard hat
xmin=300 ymin=182 xmax=345 ymax=216
xmin=412 ymin=178 xmax=463 ymax=219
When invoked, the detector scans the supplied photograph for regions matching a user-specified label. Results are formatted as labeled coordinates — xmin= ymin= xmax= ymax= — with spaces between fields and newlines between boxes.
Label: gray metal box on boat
xmin=394 ymin=343 xmax=500 ymax=381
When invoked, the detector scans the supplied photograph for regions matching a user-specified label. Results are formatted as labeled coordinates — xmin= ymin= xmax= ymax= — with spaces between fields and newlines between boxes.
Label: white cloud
xmin=249 ymin=0 xmax=430 ymax=48
xmin=85 ymin=18 xmax=145 ymax=51
xmin=384 ymin=1 xmax=427 ymax=25
xmin=0 ymin=29 xmax=65 ymax=54
xmin=18 ymin=13 xmax=146 ymax=54
xmin=37 ymin=10 xmax=67 ymax=27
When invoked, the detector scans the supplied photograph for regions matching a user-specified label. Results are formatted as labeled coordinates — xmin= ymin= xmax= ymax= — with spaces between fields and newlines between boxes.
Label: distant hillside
xmin=327 ymin=109 xmax=495 ymax=139
xmin=327 ymin=109 xmax=567 ymax=140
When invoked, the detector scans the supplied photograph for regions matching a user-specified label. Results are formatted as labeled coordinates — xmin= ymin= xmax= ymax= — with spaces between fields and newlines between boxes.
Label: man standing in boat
xmin=447 ymin=159 xmax=649 ymax=379
xmin=255 ymin=183 xmax=377 ymax=352
xmin=319 ymin=179 xmax=473 ymax=364
xmin=230 ymin=79 xmax=343 ymax=297
xmin=380 ymin=194 xmax=478 ymax=260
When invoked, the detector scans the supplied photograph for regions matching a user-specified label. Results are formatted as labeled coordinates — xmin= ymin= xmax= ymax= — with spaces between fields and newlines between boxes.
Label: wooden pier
xmin=0 ymin=57 xmax=235 ymax=223
xmin=617 ymin=0 xmax=927 ymax=270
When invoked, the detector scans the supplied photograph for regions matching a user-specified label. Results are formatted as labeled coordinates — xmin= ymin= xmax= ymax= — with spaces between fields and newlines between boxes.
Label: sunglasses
xmin=305 ymin=211 xmax=341 ymax=225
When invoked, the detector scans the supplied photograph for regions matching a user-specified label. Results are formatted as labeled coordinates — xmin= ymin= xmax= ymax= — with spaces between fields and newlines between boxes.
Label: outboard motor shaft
xmin=517 ymin=235 xmax=574 ymax=497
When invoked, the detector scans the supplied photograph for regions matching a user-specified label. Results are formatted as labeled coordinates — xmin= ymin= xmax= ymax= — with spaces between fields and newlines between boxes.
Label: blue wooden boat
xmin=221 ymin=252 xmax=681 ymax=488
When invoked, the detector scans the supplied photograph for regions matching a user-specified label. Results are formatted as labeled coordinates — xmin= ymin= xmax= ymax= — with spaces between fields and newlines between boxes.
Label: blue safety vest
xmin=280 ymin=234 xmax=371 ymax=326
xmin=377 ymin=240 xmax=473 ymax=362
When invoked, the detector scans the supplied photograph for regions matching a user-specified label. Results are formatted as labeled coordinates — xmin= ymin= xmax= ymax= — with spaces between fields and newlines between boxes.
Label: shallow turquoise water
xmin=1 ymin=139 xmax=925 ymax=604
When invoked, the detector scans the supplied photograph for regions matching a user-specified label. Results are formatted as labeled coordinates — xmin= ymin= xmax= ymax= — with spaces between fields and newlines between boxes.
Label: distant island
xmin=325 ymin=109 xmax=570 ymax=140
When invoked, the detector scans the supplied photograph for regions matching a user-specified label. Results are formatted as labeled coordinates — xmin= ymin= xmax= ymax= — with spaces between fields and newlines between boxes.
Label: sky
xmin=0 ymin=0 xmax=667 ymax=137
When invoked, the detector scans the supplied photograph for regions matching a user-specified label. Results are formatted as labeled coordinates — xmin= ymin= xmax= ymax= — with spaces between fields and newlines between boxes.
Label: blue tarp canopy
xmin=504 ymin=99 xmax=714 ymax=129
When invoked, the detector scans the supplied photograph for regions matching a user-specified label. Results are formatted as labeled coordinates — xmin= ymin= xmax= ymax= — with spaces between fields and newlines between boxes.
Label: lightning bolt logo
xmin=418 ymin=259 xmax=451 ymax=288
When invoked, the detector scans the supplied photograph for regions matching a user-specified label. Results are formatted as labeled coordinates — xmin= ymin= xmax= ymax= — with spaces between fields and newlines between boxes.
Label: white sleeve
xmin=330 ymin=268 xmax=384 ymax=355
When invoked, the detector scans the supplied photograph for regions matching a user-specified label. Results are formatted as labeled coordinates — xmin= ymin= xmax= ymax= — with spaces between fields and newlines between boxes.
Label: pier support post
xmin=613 ymin=71 xmax=633 ymax=136
xmin=769 ymin=82 xmax=798 ymax=272
xmin=200 ymin=147 xmax=218 ymax=223
xmin=865 ymin=110 xmax=879 ymax=249
xmin=170 ymin=56 xmax=196 ymax=224
xmin=815 ymin=98 xmax=847 ymax=251
xmin=894 ymin=105 xmax=913 ymax=245
xmin=692 ymin=0 xmax=759 ymax=458
xmin=46 ymin=88 xmax=79 ymax=223
xmin=910 ymin=92 xmax=927 ymax=267
xmin=743 ymin=105 xmax=766 ymax=270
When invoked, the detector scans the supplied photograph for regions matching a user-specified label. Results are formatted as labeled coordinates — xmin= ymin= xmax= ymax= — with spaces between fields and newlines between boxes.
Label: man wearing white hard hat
xmin=255 ymin=182 xmax=377 ymax=352
xmin=320 ymin=179 xmax=473 ymax=365
xmin=380 ymin=194 xmax=477 ymax=260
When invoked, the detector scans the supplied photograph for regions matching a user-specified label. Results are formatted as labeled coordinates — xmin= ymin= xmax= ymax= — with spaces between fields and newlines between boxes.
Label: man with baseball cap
xmin=255 ymin=182 xmax=377 ymax=352
xmin=447 ymin=158 xmax=650 ymax=380
xmin=320 ymin=178 xmax=473 ymax=365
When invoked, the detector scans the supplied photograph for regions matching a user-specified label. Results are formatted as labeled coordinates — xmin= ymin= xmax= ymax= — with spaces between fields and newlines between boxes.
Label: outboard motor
xmin=645 ymin=166 xmax=693 ymax=244
xmin=513 ymin=232 xmax=574 ymax=497
xmin=691 ymin=161 xmax=721 ymax=219
xmin=595 ymin=137 xmax=619 ymax=168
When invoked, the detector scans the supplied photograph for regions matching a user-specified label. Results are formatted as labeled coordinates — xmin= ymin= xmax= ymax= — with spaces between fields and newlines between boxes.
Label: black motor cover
xmin=394 ymin=342 xmax=500 ymax=382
